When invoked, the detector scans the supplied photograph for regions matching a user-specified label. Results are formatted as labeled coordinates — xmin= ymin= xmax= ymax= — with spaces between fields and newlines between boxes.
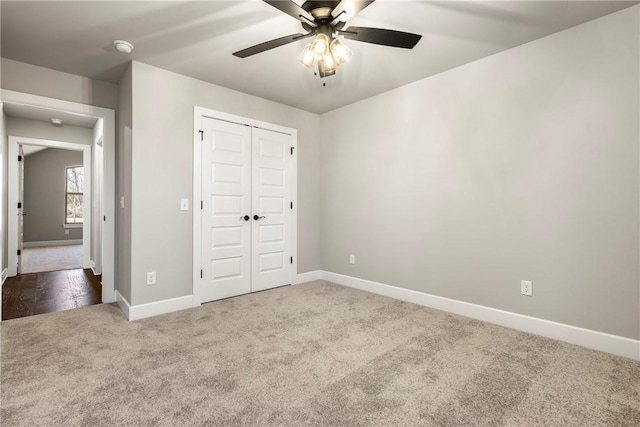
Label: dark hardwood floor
xmin=2 ymin=269 xmax=102 ymax=321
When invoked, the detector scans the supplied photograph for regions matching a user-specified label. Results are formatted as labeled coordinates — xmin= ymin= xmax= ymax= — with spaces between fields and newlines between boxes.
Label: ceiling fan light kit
xmin=233 ymin=0 xmax=422 ymax=79
xmin=330 ymin=38 xmax=352 ymax=65
xmin=298 ymin=32 xmax=352 ymax=75
xmin=311 ymin=33 xmax=330 ymax=57
xmin=298 ymin=44 xmax=316 ymax=69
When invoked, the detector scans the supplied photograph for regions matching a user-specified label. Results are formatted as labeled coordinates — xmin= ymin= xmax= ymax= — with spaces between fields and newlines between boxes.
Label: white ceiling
xmin=3 ymin=103 xmax=98 ymax=129
xmin=22 ymin=145 xmax=47 ymax=157
xmin=1 ymin=1 xmax=637 ymax=114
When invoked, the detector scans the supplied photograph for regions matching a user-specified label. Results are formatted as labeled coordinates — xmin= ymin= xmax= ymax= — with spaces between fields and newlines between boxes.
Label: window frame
xmin=65 ymin=164 xmax=84 ymax=225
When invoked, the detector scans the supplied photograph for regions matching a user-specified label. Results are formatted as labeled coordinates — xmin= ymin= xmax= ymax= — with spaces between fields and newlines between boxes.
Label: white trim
xmin=1 ymin=89 xmax=116 ymax=304
xmin=295 ymin=270 xmax=322 ymax=284
xmin=192 ymin=106 xmax=298 ymax=306
xmin=128 ymin=295 xmax=194 ymax=321
xmin=193 ymin=110 xmax=202 ymax=307
xmin=63 ymin=223 xmax=83 ymax=229
xmin=90 ymin=260 xmax=101 ymax=276
xmin=290 ymin=129 xmax=298 ymax=289
xmin=115 ymin=290 xmax=131 ymax=319
xmin=117 ymin=291 xmax=194 ymax=321
xmin=24 ymin=239 xmax=82 ymax=248
xmin=9 ymin=136 xmax=92 ymax=273
xmin=198 ymin=107 xmax=297 ymax=136
xmin=320 ymin=271 xmax=640 ymax=361
xmin=1 ymin=269 xmax=7 ymax=285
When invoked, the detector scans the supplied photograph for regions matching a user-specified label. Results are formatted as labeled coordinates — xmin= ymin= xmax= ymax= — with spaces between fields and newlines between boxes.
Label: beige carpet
xmin=1 ymin=281 xmax=638 ymax=426
xmin=20 ymin=245 xmax=83 ymax=274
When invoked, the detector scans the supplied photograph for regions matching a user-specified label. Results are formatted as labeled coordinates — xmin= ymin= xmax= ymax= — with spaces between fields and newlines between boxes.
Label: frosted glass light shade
xmin=310 ymin=33 xmax=330 ymax=58
xmin=330 ymin=38 xmax=352 ymax=65
xmin=298 ymin=44 xmax=316 ymax=69
xmin=320 ymin=51 xmax=338 ymax=73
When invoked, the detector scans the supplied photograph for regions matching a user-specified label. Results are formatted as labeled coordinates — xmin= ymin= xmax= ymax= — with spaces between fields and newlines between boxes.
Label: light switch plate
xmin=180 ymin=199 xmax=189 ymax=211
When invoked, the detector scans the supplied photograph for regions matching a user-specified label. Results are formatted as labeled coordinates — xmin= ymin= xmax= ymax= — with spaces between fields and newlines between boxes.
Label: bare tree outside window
xmin=66 ymin=166 xmax=84 ymax=224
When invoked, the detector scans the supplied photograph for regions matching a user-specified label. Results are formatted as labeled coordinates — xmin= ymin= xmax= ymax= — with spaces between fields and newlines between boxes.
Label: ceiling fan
xmin=232 ymin=0 xmax=422 ymax=78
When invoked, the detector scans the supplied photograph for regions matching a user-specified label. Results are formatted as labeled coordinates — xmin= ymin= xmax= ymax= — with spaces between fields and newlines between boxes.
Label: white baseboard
xmin=1 ymin=268 xmax=7 ymax=285
xmin=90 ymin=260 xmax=102 ymax=276
xmin=115 ymin=292 xmax=194 ymax=321
xmin=115 ymin=290 xmax=130 ymax=319
xmin=321 ymin=271 xmax=640 ymax=361
xmin=294 ymin=270 xmax=322 ymax=284
xmin=24 ymin=239 xmax=82 ymax=248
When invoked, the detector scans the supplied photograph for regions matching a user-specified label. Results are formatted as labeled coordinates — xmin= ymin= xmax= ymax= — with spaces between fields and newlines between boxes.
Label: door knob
xmin=253 ymin=215 xmax=266 ymax=220
xmin=240 ymin=215 xmax=250 ymax=221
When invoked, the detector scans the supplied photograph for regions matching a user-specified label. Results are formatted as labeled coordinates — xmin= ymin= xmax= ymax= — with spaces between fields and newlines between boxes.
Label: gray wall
xmin=23 ymin=148 xmax=84 ymax=243
xmin=127 ymin=61 xmax=321 ymax=305
xmin=117 ymin=63 xmax=133 ymax=303
xmin=320 ymin=7 xmax=639 ymax=340
xmin=1 ymin=58 xmax=118 ymax=111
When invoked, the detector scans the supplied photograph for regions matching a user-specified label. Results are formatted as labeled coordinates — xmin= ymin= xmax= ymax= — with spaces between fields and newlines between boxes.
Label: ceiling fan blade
xmin=341 ymin=26 xmax=422 ymax=49
xmin=263 ymin=0 xmax=317 ymax=27
xmin=331 ymin=0 xmax=375 ymax=22
xmin=233 ymin=33 xmax=313 ymax=58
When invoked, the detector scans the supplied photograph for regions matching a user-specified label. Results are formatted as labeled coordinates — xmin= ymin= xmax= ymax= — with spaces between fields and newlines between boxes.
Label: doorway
xmin=0 ymin=90 xmax=116 ymax=321
xmin=19 ymin=144 xmax=88 ymax=274
xmin=9 ymin=136 xmax=92 ymax=275
xmin=193 ymin=107 xmax=298 ymax=305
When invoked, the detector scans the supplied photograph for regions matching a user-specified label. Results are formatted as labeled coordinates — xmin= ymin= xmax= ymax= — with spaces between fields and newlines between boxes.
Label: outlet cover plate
xmin=521 ymin=280 xmax=532 ymax=296
xmin=147 ymin=272 xmax=157 ymax=286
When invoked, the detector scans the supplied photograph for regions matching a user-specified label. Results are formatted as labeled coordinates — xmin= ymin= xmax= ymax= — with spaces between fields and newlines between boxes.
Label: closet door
xmin=251 ymin=128 xmax=292 ymax=292
xmin=201 ymin=117 xmax=252 ymax=302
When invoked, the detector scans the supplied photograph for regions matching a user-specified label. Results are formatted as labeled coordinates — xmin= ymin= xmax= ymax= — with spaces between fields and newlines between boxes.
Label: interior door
xmin=251 ymin=128 xmax=292 ymax=292
xmin=201 ymin=117 xmax=252 ymax=302
xmin=17 ymin=145 xmax=25 ymax=274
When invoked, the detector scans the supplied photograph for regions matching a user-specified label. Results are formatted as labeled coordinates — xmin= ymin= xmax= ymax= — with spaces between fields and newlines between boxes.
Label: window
xmin=65 ymin=165 xmax=84 ymax=224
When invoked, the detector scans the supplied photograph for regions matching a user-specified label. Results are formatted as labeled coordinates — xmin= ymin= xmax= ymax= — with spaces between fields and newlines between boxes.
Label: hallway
xmin=2 ymin=269 xmax=101 ymax=320
xmin=21 ymin=245 xmax=83 ymax=274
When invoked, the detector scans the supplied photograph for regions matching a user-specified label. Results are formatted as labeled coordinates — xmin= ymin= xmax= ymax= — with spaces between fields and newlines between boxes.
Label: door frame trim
xmin=192 ymin=106 xmax=298 ymax=306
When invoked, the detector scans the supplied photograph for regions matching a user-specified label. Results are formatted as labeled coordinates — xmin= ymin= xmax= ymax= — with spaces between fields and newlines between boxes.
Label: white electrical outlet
xmin=521 ymin=280 xmax=532 ymax=296
xmin=349 ymin=254 xmax=355 ymax=265
xmin=180 ymin=199 xmax=189 ymax=211
xmin=147 ymin=272 xmax=156 ymax=285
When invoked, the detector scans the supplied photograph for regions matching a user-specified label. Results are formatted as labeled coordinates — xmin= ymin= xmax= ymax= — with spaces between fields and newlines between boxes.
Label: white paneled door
xmin=251 ymin=128 xmax=292 ymax=292
xmin=201 ymin=117 xmax=292 ymax=303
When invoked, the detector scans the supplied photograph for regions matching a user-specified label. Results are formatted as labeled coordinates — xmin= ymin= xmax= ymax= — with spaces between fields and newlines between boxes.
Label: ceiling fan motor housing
xmin=302 ymin=0 xmax=341 ymax=18
xmin=301 ymin=0 xmax=346 ymax=32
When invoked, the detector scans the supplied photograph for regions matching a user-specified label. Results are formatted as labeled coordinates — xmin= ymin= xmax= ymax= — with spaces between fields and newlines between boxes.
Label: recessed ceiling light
xmin=50 ymin=118 xmax=63 ymax=127
xmin=114 ymin=40 xmax=134 ymax=54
